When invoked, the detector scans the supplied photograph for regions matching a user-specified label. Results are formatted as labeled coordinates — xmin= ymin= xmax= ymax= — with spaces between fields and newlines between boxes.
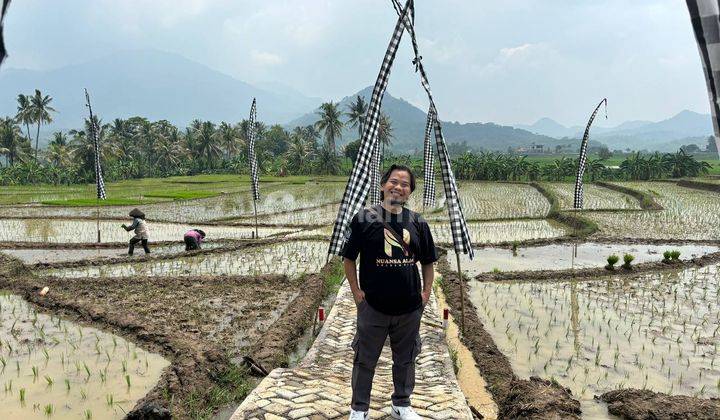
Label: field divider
xmin=594 ymin=181 xmax=663 ymax=210
xmin=529 ymin=182 xmax=598 ymax=237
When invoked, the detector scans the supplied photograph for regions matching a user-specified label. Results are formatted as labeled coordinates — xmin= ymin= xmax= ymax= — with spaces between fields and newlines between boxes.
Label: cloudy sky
xmin=1 ymin=0 xmax=710 ymax=126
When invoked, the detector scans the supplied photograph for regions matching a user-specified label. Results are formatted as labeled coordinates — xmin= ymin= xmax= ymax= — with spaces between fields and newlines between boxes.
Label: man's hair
xmin=379 ymin=164 xmax=416 ymax=201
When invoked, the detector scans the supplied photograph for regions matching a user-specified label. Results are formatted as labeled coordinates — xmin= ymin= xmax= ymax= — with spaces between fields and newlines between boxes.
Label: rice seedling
xmin=545 ymin=183 xmax=641 ymax=210
xmin=40 ymin=240 xmax=328 ymax=279
xmin=0 ymin=294 xmax=169 ymax=418
xmin=622 ymin=253 xmax=635 ymax=269
xmin=468 ymin=264 xmax=720 ymax=412
xmin=606 ymin=254 xmax=619 ymax=270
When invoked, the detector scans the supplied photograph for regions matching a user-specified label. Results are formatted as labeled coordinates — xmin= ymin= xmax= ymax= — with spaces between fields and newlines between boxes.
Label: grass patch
xmin=182 ymin=362 xmax=254 ymax=420
xmin=144 ymin=191 xmax=219 ymax=200
xmin=41 ymin=198 xmax=156 ymax=207
xmin=323 ymin=258 xmax=345 ymax=294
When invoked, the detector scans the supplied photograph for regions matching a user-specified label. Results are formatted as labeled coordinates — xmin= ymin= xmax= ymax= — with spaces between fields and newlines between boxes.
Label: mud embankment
xmin=595 ymin=181 xmax=664 ymax=210
xmin=529 ymin=182 xmax=599 ymax=238
xmin=600 ymin=389 xmax=720 ymax=420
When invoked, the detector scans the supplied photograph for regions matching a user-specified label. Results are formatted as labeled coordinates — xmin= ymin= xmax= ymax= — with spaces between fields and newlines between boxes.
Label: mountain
xmin=0 ymin=50 xmax=321 ymax=133
xmin=515 ymin=117 xmax=577 ymax=138
xmin=514 ymin=110 xmax=712 ymax=151
xmin=287 ymin=86 xmax=568 ymax=153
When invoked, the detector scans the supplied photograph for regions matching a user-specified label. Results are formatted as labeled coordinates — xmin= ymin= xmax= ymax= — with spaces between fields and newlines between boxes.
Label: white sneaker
xmin=349 ymin=408 xmax=369 ymax=420
xmin=390 ymin=404 xmax=421 ymax=420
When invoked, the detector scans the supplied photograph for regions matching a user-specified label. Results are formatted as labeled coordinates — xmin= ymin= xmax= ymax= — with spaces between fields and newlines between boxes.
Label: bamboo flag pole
xmin=252 ymin=198 xmax=259 ymax=239
xmin=455 ymin=252 xmax=465 ymax=335
xmin=96 ymin=197 xmax=101 ymax=243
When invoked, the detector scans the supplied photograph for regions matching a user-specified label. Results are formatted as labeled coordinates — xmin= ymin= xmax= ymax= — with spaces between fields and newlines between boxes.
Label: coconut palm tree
xmin=194 ymin=121 xmax=223 ymax=169
xmin=0 ymin=117 xmax=25 ymax=166
xmin=15 ymin=94 xmax=33 ymax=143
xmin=30 ymin=89 xmax=56 ymax=162
xmin=346 ymin=96 xmax=368 ymax=139
xmin=314 ymin=101 xmax=344 ymax=154
xmin=377 ymin=112 xmax=394 ymax=168
xmin=218 ymin=122 xmax=240 ymax=159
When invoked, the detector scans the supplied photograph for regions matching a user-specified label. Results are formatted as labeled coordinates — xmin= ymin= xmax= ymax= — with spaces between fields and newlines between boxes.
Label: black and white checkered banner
xmin=687 ymin=1 xmax=720 ymax=156
xmin=328 ymin=0 xmax=412 ymax=256
xmin=248 ymin=98 xmax=260 ymax=201
xmin=368 ymin=139 xmax=382 ymax=205
xmin=0 ymin=0 xmax=11 ymax=68
xmin=85 ymin=89 xmax=106 ymax=200
xmin=329 ymin=0 xmax=474 ymax=259
xmin=84 ymin=89 xmax=106 ymax=200
xmin=421 ymin=109 xmax=436 ymax=208
xmin=391 ymin=0 xmax=473 ymax=258
xmin=573 ymin=98 xmax=607 ymax=209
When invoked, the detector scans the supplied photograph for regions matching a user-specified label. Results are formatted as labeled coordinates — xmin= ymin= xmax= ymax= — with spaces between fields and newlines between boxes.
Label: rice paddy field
xmin=586 ymin=181 xmax=720 ymax=240
xmin=544 ymin=182 xmax=641 ymax=210
xmin=469 ymin=265 xmax=720 ymax=416
xmin=1 ymin=175 xmax=719 ymax=418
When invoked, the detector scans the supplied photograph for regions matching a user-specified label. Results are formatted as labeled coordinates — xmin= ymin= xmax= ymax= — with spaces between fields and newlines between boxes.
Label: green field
xmin=0 ymin=174 xmax=346 ymax=206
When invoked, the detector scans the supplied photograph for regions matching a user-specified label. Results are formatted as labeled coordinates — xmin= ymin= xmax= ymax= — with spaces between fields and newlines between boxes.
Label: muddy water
xmin=0 ymin=242 xmax=225 ymax=264
xmin=450 ymin=242 xmax=719 ymax=275
xmin=431 ymin=219 xmax=569 ymax=244
xmin=469 ymin=265 xmax=720 ymax=417
xmin=0 ymin=219 xmax=298 ymax=243
xmin=0 ymin=293 xmax=169 ymax=419
xmin=39 ymin=240 xmax=328 ymax=279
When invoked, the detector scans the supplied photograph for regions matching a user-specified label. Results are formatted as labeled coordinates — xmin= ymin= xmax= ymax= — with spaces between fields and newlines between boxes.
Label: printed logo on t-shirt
xmin=377 ymin=228 xmax=414 ymax=267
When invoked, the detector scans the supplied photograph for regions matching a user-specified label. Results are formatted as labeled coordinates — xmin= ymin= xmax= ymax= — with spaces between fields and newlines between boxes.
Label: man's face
xmin=381 ymin=170 xmax=412 ymax=206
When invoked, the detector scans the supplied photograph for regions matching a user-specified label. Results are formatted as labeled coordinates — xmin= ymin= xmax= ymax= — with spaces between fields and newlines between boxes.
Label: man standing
xmin=342 ymin=164 xmax=438 ymax=420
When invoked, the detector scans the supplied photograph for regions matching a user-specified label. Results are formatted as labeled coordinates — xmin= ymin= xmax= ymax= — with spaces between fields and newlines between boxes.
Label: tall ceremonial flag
xmin=421 ymin=110 xmax=436 ymax=208
xmin=84 ymin=89 xmax=106 ymax=243
xmin=0 ymin=0 xmax=11 ymax=68
xmin=390 ymin=0 xmax=474 ymax=259
xmin=248 ymin=98 xmax=260 ymax=237
xmin=328 ymin=0 xmax=412 ymax=257
xmin=573 ymin=98 xmax=607 ymax=209
xmin=84 ymin=89 xmax=106 ymax=201
xmin=687 ymin=1 xmax=720 ymax=156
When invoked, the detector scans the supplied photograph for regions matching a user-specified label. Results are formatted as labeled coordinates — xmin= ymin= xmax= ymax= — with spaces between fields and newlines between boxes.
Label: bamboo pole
xmin=252 ymin=198 xmax=259 ymax=239
xmin=96 ymin=197 xmax=101 ymax=243
xmin=455 ymin=252 xmax=465 ymax=335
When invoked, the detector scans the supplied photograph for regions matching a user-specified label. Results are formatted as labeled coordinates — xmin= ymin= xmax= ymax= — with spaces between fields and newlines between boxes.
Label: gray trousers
xmin=351 ymin=300 xmax=423 ymax=411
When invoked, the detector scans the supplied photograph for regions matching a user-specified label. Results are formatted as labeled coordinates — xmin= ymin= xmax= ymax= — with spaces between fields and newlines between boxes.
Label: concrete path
xmin=231 ymin=280 xmax=473 ymax=419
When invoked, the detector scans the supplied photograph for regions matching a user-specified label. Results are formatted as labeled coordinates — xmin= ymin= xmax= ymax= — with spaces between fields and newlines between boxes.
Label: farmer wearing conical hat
xmin=121 ymin=208 xmax=150 ymax=256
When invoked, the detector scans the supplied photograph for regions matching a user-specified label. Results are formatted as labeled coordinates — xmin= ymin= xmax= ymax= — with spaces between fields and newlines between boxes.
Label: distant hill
xmin=0 ymin=50 xmax=322 ymax=133
xmin=514 ymin=110 xmax=713 ymax=151
xmin=287 ymin=86 xmax=571 ymax=153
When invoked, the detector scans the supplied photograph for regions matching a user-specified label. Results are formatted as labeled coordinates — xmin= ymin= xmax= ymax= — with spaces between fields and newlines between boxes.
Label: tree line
xmin=0 ymin=90 xmax=712 ymax=185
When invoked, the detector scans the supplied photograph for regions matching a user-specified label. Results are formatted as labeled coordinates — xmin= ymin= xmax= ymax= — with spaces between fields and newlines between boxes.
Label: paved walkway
xmin=231 ymin=280 xmax=473 ymax=419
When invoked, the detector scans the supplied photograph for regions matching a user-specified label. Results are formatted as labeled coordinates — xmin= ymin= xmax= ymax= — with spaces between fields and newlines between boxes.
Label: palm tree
xmin=218 ymin=122 xmax=240 ymax=159
xmin=314 ymin=144 xmax=341 ymax=175
xmin=15 ymin=94 xmax=33 ymax=143
xmin=377 ymin=113 xmax=394 ymax=164
xmin=314 ymin=101 xmax=344 ymax=154
xmin=194 ymin=121 xmax=222 ymax=169
xmin=30 ymin=89 xmax=56 ymax=162
xmin=0 ymin=117 xmax=25 ymax=166
xmin=346 ymin=96 xmax=368 ymax=139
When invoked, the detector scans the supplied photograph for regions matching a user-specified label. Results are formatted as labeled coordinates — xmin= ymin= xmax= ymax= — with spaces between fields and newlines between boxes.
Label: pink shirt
xmin=184 ymin=230 xmax=203 ymax=244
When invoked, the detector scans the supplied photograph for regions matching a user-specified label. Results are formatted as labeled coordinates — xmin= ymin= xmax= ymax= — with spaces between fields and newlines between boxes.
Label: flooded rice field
xmin=586 ymin=182 xmax=720 ymax=240
xmin=230 ymin=203 xmax=340 ymax=226
xmin=450 ymin=242 xmax=719 ymax=275
xmin=0 ymin=219 xmax=297 ymax=243
xmin=0 ymin=293 xmax=169 ymax=419
xmin=469 ymin=264 xmax=720 ymax=416
xmin=545 ymin=183 xmax=640 ymax=210
xmin=38 ymin=240 xmax=327 ymax=279
xmin=430 ymin=219 xmax=569 ymax=244
xmin=428 ymin=182 xmax=550 ymax=221
xmin=0 ymin=242 xmax=226 ymax=265
xmin=0 ymin=181 xmax=345 ymax=223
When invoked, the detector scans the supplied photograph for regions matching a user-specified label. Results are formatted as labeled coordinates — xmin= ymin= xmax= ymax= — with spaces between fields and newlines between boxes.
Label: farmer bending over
xmin=184 ymin=229 xmax=206 ymax=251
xmin=122 ymin=208 xmax=150 ymax=256
xmin=342 ymin=164 xmax=438 ymax=420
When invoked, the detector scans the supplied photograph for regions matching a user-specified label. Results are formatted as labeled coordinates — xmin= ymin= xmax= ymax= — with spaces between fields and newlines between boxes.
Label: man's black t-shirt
xmin=340 ymin=205 xmax=438 ymax=315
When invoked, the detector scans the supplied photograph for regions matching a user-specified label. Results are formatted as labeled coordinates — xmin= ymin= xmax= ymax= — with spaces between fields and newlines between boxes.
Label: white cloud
xmin=250 ymin=50 xmax=283 ymax=66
